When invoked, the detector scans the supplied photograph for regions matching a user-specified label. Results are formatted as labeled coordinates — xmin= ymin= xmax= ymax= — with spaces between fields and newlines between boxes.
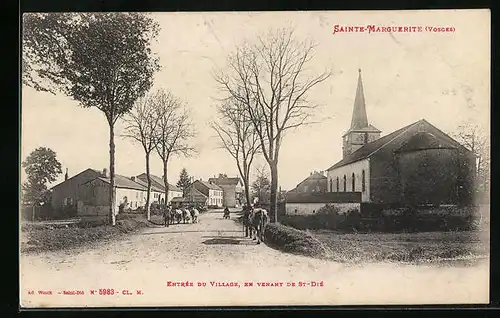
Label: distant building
xmin=135 ymin=173 xmax=183 ymax=204
xmin=287 ymin=171 xmax=327 ymax=194
xmin=184 ymin=187 xmax=209 ymax=207
xmin=187 ymin=180 xmax=223 ymax=208
xmin=325 ymin=70 xmax=475 ymax=206
xmin=208 ymin=174 xmax=243 ymax=207
xmin=50 ymin=168 xmax=106 ymax=216
xmin=78 ymin=174 xmax=149 ymax=216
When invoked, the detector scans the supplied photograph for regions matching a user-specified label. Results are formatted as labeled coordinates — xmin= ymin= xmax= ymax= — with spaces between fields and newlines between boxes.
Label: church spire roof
xmin=350 ymin=69 xmax=369 ymax=129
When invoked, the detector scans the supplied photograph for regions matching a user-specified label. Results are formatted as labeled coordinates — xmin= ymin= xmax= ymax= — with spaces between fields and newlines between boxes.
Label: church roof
xmin=343 ymin=69 xmax=380 ymax=136
xmin=342 ymin=124 xmax=381 ymax=137
xmin=327 ymin=119 xmax=468 ymax=171
xmin=350 ymin=69 xmax=369 ymax=129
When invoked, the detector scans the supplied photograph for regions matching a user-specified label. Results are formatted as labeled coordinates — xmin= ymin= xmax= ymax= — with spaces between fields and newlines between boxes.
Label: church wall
xmin=369 ymin=123 xmax=476 ymax=206
xmin=397 ymin=148 xmax=460 ymax=205
xmin=326 ymin=159 xmax=371 ymax=202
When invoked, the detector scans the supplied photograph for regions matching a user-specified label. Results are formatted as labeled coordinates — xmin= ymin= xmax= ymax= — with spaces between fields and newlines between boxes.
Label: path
xmin=20 ymin=209 xmax=489 ymax=307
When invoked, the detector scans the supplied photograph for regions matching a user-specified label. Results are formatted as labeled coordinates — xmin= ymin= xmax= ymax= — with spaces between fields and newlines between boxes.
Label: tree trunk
xmin=244 ymin=179 xmax=251 ymax=207
xmin=270 ymin=163 xmax=278 ymax=223
xmin=109 ymin=124 xmax=116 ymax=226
xmin=163 ymin=160 xmax=169 ymax=207
xmin=145 ymin=151 xmax=152 ymax=221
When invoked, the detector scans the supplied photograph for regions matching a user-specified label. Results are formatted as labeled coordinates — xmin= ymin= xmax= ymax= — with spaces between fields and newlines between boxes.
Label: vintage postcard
xmin=20 ymin=9 xmax=490 ymax=307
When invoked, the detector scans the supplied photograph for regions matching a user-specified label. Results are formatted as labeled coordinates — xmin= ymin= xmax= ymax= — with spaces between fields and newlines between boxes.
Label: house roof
xmin=136 ymin=173 xmax=182 ymax=192
xmin=133 ymin=178 xmax=164 ymax=192
xmin=94 ymin=174 xmax=148 ymax=191
xmin=51 ymin=168 xmax=102 ymax=190
xmin=292 ymin=171 xmax=327 ymax=190
xmin=327 ymin=119 xmax=469 ymax=171
xmin=189 ymin=187 xmax=208 ymax=198
xmin=195 ymin=180 xmax=222 ymax=190
xmin=208 ymin=177 xmax=241 ymax=186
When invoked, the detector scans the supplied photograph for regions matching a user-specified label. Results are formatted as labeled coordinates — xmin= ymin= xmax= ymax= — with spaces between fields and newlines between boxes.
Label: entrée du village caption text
xmin=26 ymin=281 xmax=324 ymax=297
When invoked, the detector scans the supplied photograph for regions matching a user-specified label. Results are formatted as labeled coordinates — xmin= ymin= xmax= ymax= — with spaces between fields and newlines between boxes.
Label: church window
xmin=352 ymin=173 xmax=355 ymax=192
xmin=329 ymin=179 xmax=333 ymax=192
xmin=336 ymin=177 xmax=339 ymax=192
xmin=362 ymin=170 xmax=366 ymax=192
xmin=343 ymin=175 xmax=347 ymax=192
xmin=364 ymin=133 xmax=369 ymax=143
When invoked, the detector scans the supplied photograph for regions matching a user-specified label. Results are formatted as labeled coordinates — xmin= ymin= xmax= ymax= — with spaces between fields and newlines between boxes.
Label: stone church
xmin=326 ymin=70 xmax=475 ymax=207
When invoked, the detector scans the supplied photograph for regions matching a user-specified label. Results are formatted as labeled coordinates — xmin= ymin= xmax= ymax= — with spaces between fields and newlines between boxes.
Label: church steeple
xmin=342 ymin=69 xmax=381 ymax=158
xmin=350 ymin=69 xmax=369 ymax=129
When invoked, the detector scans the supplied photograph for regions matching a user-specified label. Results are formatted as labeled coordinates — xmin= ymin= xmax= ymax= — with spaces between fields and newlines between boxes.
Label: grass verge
xmin=20 ymin=214 xmax=162 ymax=254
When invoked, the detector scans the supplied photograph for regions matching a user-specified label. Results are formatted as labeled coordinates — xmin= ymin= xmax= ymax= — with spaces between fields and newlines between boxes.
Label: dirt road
xmin=20 ymin=209 xmax=489 ymax=307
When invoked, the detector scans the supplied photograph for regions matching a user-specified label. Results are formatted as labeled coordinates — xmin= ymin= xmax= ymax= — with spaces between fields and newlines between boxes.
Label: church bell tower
xmin=342 ymin=69 xmax=381 ymax=158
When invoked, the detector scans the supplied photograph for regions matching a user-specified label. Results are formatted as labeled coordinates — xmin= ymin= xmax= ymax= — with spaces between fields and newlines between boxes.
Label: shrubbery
xmin=263 ymin=223 xmax=330 ymax=258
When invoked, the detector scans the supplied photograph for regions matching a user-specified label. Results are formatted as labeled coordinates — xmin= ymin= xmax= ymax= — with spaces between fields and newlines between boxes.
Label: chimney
xmin=102 ymin=168 xmax=107 ymax=178
xmin=310 ymin=172 xmax=313 ymax=176
xmin=64 ymin=168 xmax=68 ymax=181
xmin=131 ymin=176 xmax=136 ymax=182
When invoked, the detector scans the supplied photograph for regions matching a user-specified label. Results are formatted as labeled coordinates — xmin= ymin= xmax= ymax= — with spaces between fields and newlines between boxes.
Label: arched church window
xmin=364 ymin=132 xmax=369 ymax=143
xmin=352 ymin=173 xmax=355 ymax=192
xmin=336 ymin=177 xmax=339 ymax=192
xmin=343 ymin=175 xmax=346 ymax=192
xmin=362 ymin=170 xmax=366 ymax=192
xmin=329 ymin=179 xmax=333 ymax=192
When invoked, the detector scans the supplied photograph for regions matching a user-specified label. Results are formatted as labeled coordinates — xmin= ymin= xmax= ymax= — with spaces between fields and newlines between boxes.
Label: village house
xmin=187 ymin=180 xmax=223 ymax=208
xmin=50 ymin=168 xmax=107 ymax=216
xmin=325 ymin=70 xmax=475 ymax=207
xmin=287 ymin=171 xmax=328 ymax=194
xmin=135 ymin=173 xmax=183 ymax=204
xmin=184 ymin=186 xmax=209 ymax=207
xmin=77 ymin=174 xmax=149 ymax=216
xmin=208 ymin=174 xmax=243 ymax=208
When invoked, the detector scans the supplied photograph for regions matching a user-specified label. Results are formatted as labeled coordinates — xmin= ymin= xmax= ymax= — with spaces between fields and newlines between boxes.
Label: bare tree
xmin=154 ymin=90 xmax=197 ymax=205
xmin=214 ymin=28 xmax=332 ymax=221
xmin=212 ymin=97 xmax=260 ymax=206
xmin=122 ymin=90 xmax=164 ymax=220
xmin=453 ymin=122 xmax=490 ymax=198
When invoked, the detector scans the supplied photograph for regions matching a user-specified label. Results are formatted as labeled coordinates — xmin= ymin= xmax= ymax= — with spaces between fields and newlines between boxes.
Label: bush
xmin=263 ymin=223 xmax=330 ymax=258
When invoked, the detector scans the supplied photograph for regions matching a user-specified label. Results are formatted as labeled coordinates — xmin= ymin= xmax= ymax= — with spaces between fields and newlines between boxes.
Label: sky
xmin=21 ymin=10 xmax=490 ymax=191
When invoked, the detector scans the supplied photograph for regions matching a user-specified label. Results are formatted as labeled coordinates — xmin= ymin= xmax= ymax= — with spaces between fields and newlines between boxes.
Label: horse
xmin=248 ymin=208 xmax=269 ymax=244
xmin=182 ymin=208 xmax=192 ymax=224
xmin=190 ymin=207 xmax=200 ymax=223
xmin=174 ymin=209 xmax=184 ymax=224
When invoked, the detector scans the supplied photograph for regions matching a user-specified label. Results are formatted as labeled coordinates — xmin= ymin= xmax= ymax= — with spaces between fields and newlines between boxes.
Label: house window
xmin=336 ymin=177 xmax=339 ymax=192
xmin=362 ymin=170 xmax=366 ymax=192
xmin=329 ymin=179 xmax=333 ymax=192
xmin=352 ymin=173 xmax=355 ymax=192
xmin=343 ymin=175 xmax=346 ymax=192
